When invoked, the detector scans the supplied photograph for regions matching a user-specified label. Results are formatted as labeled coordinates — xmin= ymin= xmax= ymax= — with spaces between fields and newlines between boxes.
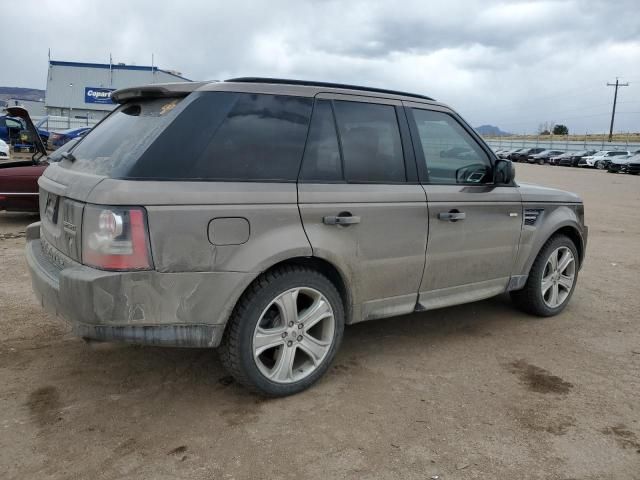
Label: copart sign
xmin=84 ymin=87 xmax=115 ymax=105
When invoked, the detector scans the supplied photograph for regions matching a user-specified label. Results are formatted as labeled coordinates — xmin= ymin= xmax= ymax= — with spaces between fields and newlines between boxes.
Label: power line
xmin=607 ymin=78 xmax=630 ymax=142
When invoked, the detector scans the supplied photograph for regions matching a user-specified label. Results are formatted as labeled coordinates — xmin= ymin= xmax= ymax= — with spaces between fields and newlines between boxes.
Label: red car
xmin=0 ymin=107 xmax=52 ymax=213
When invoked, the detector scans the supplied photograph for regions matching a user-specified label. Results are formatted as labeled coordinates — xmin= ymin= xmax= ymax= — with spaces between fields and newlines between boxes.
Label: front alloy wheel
xmin=541 ymin=246 xmax=576 ymax=308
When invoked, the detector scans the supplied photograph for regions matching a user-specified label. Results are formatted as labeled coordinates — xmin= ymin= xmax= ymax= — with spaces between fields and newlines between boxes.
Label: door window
xmin=410 ymin=109 xmax=491 ymax=184
xmin=333 ymin=101 xmax=406 ymax=183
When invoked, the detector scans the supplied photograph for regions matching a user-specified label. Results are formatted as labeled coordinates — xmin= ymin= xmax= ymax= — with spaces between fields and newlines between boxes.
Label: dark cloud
xmin=1 ymin=0 xmax=638 ymax=132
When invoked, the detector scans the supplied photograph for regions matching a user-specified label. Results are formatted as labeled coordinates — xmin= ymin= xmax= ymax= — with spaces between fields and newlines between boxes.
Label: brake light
xmin=82 ymin=205 xmax=152 ymax=270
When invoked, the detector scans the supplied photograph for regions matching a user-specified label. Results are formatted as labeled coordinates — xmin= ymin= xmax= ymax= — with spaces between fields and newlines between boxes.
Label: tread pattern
xmin=218 ymin=265 xmax=343 ymax=396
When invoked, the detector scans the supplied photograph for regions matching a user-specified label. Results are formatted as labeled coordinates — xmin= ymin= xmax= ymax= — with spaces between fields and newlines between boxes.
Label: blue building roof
xmin=49 ymin=60 xmax=191 ymax=81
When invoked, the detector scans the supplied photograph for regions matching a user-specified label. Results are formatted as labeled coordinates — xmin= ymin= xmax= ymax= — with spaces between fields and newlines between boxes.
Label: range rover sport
xmin=25 ymin=78 xmax=587 ymax=396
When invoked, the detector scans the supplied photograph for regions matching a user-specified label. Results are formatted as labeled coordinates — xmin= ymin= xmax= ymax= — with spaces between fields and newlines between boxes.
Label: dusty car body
xmin=25 ymin=78 xmax=588 ymax=396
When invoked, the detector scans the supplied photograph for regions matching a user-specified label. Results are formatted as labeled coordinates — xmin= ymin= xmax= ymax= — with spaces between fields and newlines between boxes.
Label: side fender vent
xmin=524 ymin=208 xmax=544 ymax=226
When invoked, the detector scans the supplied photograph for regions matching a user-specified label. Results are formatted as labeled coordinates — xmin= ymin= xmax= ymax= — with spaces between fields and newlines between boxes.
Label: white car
xmin=0 ymin=139 xmax=10 ymax=160
xmin=579 ymin=150 xmax=630 ymax=169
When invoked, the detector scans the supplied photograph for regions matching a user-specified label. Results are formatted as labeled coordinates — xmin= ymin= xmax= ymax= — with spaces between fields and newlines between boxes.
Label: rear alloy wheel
xmin=219 ymin=266 xmax=344 ymax=396
xmin=511 ymin=235 xmax=579 ymax=317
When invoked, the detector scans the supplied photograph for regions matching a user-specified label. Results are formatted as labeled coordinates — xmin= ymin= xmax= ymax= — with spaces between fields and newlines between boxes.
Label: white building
xmin=45 ymin=60 xmax=191 ymax=120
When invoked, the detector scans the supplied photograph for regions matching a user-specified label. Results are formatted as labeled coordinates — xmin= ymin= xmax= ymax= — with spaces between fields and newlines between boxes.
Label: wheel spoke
xmin=541 ymin=275 xmax=554 ymax=295
xmin=275 ymin=290 xmax=299 ymax=325
xmin=557 ymin=251 xmax=574 ymax=274
xmin=269 ymin=345 xmax=296 ymax=382
xmin=548 ymin=250 xmax=559 ymax=271
xmin=558 ymin=274 xmax=574 ymax=291
xmin=549 ymin=283 xmax=560 ymax=306
xmin=299 ymin=298 xmax=332 ymax=330
xmin=254 ymin=327 xmax=286 ymax=355
xmin=298 ymin=336 xmax=330 ymax=366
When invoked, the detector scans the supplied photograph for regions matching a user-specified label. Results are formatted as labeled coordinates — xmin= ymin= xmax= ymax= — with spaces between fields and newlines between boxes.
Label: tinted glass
xmin=411 ymin=109 xmax=491 ymax=184
xmin=67 ymin=92 xmax=313 ymax=181
xmin=333 ymin=101 xmax=405 ymax=183
xmin=67 ymin=97 xmax=186 ymax=176
xmin=300 ymin=100 xmax=342 ymax=181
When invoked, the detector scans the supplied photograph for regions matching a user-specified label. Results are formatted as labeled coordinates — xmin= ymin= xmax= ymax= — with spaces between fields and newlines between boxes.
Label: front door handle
xmin=323 ymin=212 xmax=361 ymax=226
xmin=438 ymin=210 xmax=466 ymax=222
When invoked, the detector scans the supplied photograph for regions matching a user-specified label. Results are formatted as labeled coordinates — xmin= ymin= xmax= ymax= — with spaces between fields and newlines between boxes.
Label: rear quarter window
xmin=67 ymin=91 xmax=313 ymax=182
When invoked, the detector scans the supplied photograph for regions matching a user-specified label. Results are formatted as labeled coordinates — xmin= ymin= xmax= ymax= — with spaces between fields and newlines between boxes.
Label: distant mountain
xmin=0 ymin=87 xmax=46 ymax=102
xmin=475 ymin=124 xmax=511 ymax=136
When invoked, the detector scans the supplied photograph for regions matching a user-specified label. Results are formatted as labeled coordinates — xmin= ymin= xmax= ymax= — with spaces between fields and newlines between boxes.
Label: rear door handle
xmin=323 ymin=212 xmax=361 ymax=226
xmin=438 ymin=210 xmax=466 ymax=222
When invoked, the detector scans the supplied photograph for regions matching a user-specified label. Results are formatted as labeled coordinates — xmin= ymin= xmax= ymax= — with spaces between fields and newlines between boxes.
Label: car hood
xmin=0 ymin=160 xmax=47 ymax=176
xmin=517 ymin=182 xmax=582 ymax=203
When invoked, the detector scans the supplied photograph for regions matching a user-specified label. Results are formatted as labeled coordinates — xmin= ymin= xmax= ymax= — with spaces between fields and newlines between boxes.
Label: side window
xmin=195 ymin=93 xmax=313 ymax=181
xmin=410 ymin=109 xmax=491 ymax=184
xmin=300 ymin=100 xmax=342 ymax=181
xmin=130 ymin=92 xmax=313 ymax=181
xmin=333 ymin=100 xmax=406 ymax=183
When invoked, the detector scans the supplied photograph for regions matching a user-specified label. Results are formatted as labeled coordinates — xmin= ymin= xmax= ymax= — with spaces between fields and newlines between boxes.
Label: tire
xmin=218 ymin=266 xmax=345 ymax=397
xmin=510 ymin=235 xmax=579 ymax=317
xmin=595 ymin=160 xmax=604 ymax=169
xmin=537 ymin=159 xmax=544 ymax=165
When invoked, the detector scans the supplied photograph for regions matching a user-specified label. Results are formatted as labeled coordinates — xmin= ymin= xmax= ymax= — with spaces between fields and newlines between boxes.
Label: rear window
xmin=66 ymin=92 xmax=313 ymax=181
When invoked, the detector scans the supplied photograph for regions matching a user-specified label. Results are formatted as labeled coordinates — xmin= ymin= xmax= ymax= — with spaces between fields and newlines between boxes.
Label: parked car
xmin=627 ymin=154 xmax=640 ymax=175
xmin=558 ymin=150 xmax=597 ymax=167
xmin=25 ymin=77 xmax=587 ymax=396
xmin=512 ymin=147 xmax=545 ymax=162
xmin=48 ymin=127 xmax=91 ymax=150
xmin=0 ymin=108 xmax=81 ymax=213
xmin=0 ymin=138 xmax=9 ymax=159
xmin=498 ymin=148 xmax=520 ymax=159
xmin=549 ymin=152 xmax=571 ymax=165
xmin=580 ymin=150 xmax=629 ymax=169
xmin=606 ymin=154 xmax=633 ymax=173
xmin=0 ymin=115 xmax=50 ymax=152
xmin=528 ymin=150 xmax=564 ymax=165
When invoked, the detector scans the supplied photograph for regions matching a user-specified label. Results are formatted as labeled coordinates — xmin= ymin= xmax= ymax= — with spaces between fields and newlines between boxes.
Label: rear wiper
xmin=61 ymin=151 xmax=77 ymax=163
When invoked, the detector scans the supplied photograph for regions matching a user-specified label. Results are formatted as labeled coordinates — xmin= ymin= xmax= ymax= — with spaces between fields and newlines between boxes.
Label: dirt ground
xmin=1 ymin=163 xmax=639 ymax=480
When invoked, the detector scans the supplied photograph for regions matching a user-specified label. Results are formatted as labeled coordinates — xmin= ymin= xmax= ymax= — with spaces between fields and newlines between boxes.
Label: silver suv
xmin=25 ymin=78 xmax=587 ymax=396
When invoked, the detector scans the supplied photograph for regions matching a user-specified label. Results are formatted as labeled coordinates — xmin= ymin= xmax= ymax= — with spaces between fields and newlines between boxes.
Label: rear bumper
xmin=25 ymin=222 xmax=254 ymax=348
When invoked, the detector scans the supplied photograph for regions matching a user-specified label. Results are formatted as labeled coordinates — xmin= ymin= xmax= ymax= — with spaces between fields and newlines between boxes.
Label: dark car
xmin=549 ymin=152 xmax=572 ymax=165
xmin=627 ymin=154 xmax=640 ymax=175
xmin=0 ymin=108 xmax=77 ymax=213
xmin=512 ymin=147 xmax=545 ymax=162
xmin=558 ymin=150 xmax=596 ymax=167
xmin=48 ymin=127 xmax=91 ymax=150
xmin=499 ymin=148 xmax=523 ymax=159
xmin=528 ymin=150 xmax=564 ymax=165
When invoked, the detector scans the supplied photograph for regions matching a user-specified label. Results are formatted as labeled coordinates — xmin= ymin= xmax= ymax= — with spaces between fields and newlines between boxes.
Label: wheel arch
xmin=224 ymin=256 xmax=353 ymax=330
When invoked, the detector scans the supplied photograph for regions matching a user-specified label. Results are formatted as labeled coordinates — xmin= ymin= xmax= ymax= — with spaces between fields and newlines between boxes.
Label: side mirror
xmin=494 ymin=159 xmax=515 ymax=184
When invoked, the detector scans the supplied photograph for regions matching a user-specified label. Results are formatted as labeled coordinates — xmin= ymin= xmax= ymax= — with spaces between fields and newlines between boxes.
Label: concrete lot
xmin=1 ymin=163 xmax=639 ymax=479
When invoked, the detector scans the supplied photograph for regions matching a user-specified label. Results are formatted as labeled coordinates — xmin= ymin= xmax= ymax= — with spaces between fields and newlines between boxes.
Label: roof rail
xmin=225 ymin=77 xmax=435 ymax=101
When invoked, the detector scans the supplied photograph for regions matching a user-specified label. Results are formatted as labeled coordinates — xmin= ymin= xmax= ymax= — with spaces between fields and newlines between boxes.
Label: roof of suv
xmin=112 ymin=77 xmax=440 ymax=106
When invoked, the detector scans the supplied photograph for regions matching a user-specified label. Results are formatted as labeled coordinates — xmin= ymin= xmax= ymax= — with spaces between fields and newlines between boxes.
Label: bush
xmin=553 ymin=124 xmax=569 ymax=135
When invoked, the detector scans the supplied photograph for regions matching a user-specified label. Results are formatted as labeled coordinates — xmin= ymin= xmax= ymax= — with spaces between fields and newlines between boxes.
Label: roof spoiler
xmin=112 ymin=81 xmax=210 ymax=104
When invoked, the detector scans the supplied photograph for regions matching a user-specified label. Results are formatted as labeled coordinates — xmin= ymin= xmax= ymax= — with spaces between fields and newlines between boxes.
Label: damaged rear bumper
xmin=25 ymin=222 xmax=254 ymax=348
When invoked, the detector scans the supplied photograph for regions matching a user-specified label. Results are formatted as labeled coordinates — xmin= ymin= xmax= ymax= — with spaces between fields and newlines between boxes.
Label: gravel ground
xmin=1 ymin=163 xmax=639 ymax=479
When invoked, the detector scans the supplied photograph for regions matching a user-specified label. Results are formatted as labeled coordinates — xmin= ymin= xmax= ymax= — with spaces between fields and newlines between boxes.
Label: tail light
xmin=82 ymin=205 xmax=152 ymax=271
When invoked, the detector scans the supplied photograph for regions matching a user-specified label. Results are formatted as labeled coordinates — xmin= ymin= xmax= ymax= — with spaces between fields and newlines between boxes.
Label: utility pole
xmin=607 ymin=78 xmax=629 ymax=142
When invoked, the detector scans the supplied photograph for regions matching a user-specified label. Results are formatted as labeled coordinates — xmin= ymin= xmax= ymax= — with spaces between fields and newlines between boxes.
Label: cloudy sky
xmin=2 ymin=0 xmax=639 ymax=133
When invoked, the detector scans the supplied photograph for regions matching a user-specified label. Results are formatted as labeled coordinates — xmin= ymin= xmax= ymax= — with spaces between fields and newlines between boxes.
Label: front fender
xmin=513 ymin=204 xmax=586 ymax=277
